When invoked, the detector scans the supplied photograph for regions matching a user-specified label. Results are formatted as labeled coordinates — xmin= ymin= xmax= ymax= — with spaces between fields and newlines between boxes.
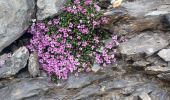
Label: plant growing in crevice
xmin=27 ymin=0 xmax=119 ymax=79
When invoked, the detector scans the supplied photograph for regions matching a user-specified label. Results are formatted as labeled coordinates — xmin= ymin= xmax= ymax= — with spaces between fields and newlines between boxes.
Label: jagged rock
xmin=67 ymin=73 xmax=106 ymax=89
xmin=132 ymin=60 xmax=150 ymax=68
xmin=146 ymin=55 xmax=167 ymax=67
xmin=0 ymin=47 xmax=29 ymax=78
xmin=0 ymin=0 xmax=35 ymax=53
xmin=158 ymin=49 xmax=170 ymax=62
xmin=119 ymin=32 xmax=169 ymax=59
xmin=0 ymin=78 xmax=54 ymax=100
xmin=28 ymin=53 xmax=40 ymax=77
xmin=145 ymin=66 xmax=170 ymax=75
xmin=37 ymin=0 xmax=65 ymax=20
xmin=122 ymin=0 xmax=170 ymax=18
xmin=157 ymin=73 xmax=170 ymax=81
xmin=113 ymin=16 xmax=162 ymax=36
xmin=138 ymin=92 xmax=151 ymax=100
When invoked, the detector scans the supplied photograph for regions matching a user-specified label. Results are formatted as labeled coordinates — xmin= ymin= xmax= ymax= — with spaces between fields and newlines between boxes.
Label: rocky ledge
xmin=0 ymin=0 xmax=170 ymax=100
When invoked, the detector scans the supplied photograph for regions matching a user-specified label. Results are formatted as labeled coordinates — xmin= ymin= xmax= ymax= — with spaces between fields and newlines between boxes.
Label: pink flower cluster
xmin=27 ymin=0 xmax=119 ymax=79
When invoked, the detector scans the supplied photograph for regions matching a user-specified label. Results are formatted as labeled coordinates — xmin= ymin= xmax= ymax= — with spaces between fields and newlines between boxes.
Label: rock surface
xmin=0 ymin=47 xmax=29 ymax=78
xmin=0 ymin=78 xmax=53 ymax=100
xmin=157 ymin=73 xmax=170 ymax=81
xmin=28 ymin=53 xmax=40 ymax=77
xmin=119 ymin=32 xmax=169 ymax=58
xmin=158 ymin=49 xmax=170 ymax=62
xmin=122 ymin=0 xmax=170 ymax=18
xmin=37 ymin=0 xmax=65 ymax=20
xmin=0 ymin=0 xmax=35 ymax=52
xmin=145 ymin=66 xmax=170 ymax=75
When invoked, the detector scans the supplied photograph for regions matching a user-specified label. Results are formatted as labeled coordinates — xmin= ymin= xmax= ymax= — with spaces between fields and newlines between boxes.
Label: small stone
xmin=0 ymin=47 xmax=29 ymax=78
xmin=145 ymin=66 xmax=170 ymax=75
xmin=158 ymin=49 xmax=170 ymax=62
xmin=139 ymin=92 xmax=151 ymax=100
xmin=28 ymin=52 xmax=40 ymax=77
xmin=92 ymin=63 xmax=101 ymax=73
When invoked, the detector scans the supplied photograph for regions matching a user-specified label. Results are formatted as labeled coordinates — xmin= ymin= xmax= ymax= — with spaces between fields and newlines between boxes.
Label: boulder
xmin=119 ymin=32 xmax=169 ymax=59
xmin=0 ymin=0 xmax=35 ymax=52
xmin=0 ymin=47 xmax=29 ymax=78
xmin=0 ymin=78 xmax=54 ymax=100
xmin=37 ymin=0 xmax=65 ymax=20
xmin=122 ymin=0 xmax=170 ymax=18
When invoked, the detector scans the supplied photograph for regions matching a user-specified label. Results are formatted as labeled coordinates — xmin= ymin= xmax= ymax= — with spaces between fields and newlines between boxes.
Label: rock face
xmin=28 ymin=53 xmax=40 ymax=77
xmin=67 ymin=73 xmax=107 ymax=89
xmin=158 ymin=49 xmax=170 ymax=62
xmin=37 ymin=0 xmax=65 ymax=20
xmin=0 ymin=78 xmax=53 ymax=100
xmin=122 ymin=0 xmax=170 ymax=18
xmin=0 ymin=0 xmax=35 ymax=52
xmin=0 ymin=47 xmax=29 ymax=78
xmin=158 ymin=73 xmax=170 ymax=81
xmin=119 ymin=32 xmax=169 ymax=58
xmin=145 ymin=66 xmax=170 ymax=75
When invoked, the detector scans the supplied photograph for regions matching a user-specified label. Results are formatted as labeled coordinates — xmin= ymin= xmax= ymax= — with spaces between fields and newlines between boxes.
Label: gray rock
xmin=28 ymin=53 xmax=40 ymax=77
xmin=132 ymin=61 xmax=150 ymax=68
xmin=73 ymin=85 xmax=100 ymax=100
xmin=91 ymin=63 xmax=101 ymax=73
xmin=157 ymin=73 xmax=170 ymax=81
xmin=0 ymin=78 xmax=54 ymax=100
xmin=147 ymin=55 xmax=167 ymax=67
xmin=37 ymin=0 xmax=65 ymax=20
xmin=0 ymin=47 xmax=29 ymax=78
xmin=122 ymin=0 xmax=170 ymax=18
xmin=145 ymin=66 xmax=170 ymax=75
xmin=158 ymin=49 xmax=170 ymax=62
xmin=0 ymin=0 xmax=35 ymax=52
xmin=67 ymin=73 xmax=106 ymax=89
xmin=119 ymin=32 xmax=169 ymax=58
xmin=138 ymin=92 xmax=151 ymax=100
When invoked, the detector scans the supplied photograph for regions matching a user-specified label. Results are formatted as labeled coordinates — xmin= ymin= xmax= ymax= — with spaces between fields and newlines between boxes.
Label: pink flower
xmin=94 ymin=4 xmax=101 ymax=11
xmin=85 ymin=0 xmax=92 ymax=5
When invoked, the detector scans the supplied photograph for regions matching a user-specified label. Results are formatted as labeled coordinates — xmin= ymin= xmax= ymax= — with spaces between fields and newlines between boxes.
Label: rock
xmin=0 ymin=78 xmax=54 ymax=100
xmin=0 ymin=0 xmax=35 ymax=52
xmin=0 ymin=47 xmax=29 ymax=78
xmin=67 ymin=73 xmax=106 ymax=89
xmin=157 ymin=73 xmax=170 ymax=81
xmin=119 ymin=32 xmax=169 ymax=59
xmin=113 ymin=16 xmax=161 ymax=36
xmin=28 ymin=52 xmax=40 ymax=77
xmin=122 ymin=0 xmax=170 ymax=18
xmin=158 ymin=49 xmax=170 ymax=62
xmin=138 ymin=92 xmax=151 ymax=100
xmin=132 ymin=60 xmax=150 ymax=68
xmin=145 ymin=66 xmax=170 ymax=75
xmin=146 ymin=55 xmax=167 ymax=67
xmin=73 ymin=85 xmax=100 ymax=100
xmin=91 ymin=63 xmax=101 ymax=73
xmin=37 ymin=0 xmax=65 ymax=20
